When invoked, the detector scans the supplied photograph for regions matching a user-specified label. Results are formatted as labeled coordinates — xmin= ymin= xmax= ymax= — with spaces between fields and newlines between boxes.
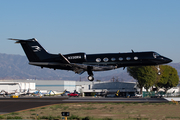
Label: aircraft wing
xmin=29 ymin=51 xmax=116 ymax=74
xmin=29 ymin=62 xmax=116 ymax=75
xmin=67 ymin=63 xmax=116 ymax=75
xmin=59 ymin=54 xmax=70 ymax=64
xmin=29 ymin=62 xmax=85 ymax=74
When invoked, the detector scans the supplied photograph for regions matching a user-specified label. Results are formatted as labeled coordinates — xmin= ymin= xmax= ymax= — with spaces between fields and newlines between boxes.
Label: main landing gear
xmin=87 ymin=66 xmax=94 ymax=81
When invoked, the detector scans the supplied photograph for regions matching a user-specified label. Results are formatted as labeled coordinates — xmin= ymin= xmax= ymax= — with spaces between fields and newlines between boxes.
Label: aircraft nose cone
xmin=167 ymin=58 xmax=172 ymax=63
xmin=163 ymin=57 xmax=172 ymax=63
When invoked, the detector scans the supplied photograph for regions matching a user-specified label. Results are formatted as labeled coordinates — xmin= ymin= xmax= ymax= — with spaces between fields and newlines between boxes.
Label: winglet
xmin=131 ymin=49 xmax=134 ymax=53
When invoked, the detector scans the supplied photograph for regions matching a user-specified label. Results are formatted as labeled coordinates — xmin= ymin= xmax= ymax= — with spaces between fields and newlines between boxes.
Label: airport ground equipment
xmin=115 ymin=90 xmax=120 ymax=97
xmin=10 ymin=95 xmax=18 ymax=98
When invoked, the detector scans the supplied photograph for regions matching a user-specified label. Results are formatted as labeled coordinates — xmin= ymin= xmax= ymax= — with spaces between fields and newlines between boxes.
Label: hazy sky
xmin=1 ymin=1 xmax=180 ymax=62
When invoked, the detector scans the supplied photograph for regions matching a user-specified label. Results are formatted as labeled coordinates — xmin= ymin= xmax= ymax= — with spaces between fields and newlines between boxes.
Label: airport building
xmin=0 ymin=80 xmax=137 ymax=97
xmin=35 ymin=80 xmax=137 ymax=96
xmin=0 ymin=81 xmax=35 ymax=93
xmin=0 ymin=80 xmax=179 ymax=97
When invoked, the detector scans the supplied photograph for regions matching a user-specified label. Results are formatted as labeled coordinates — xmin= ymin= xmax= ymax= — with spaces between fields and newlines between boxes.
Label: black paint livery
xmin=9 ymin=38 xmax=172 ymax=81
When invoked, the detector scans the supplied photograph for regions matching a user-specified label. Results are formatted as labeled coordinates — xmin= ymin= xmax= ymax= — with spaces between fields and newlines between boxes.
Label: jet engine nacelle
xmin=65 ymin=52 xmax=86 ymax=63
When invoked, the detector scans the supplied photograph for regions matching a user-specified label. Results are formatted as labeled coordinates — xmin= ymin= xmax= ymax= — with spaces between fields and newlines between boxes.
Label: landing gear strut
xmin=155 ymin=65 xmax=161 ymax=75
xmin=87 ymin=66 xmax=94 ymax=81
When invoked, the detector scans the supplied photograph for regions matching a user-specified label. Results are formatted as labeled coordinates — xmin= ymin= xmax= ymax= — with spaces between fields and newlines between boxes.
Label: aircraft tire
xmin=88 ymin=76 xmax=94 ymax=81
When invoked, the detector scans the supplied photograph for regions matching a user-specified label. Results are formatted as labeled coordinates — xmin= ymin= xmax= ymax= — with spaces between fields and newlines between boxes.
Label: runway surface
xmin=0 ymin=96 xmax=170 ymax=114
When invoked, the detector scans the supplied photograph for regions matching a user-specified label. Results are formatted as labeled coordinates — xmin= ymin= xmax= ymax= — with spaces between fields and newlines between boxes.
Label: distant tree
xmin=156 ymin=65 xmax=179 ymax=93
xmin=127 ymin=66 xmax=157 ymax=94
xmin=96 ymin=80 xmax=101 ymax=82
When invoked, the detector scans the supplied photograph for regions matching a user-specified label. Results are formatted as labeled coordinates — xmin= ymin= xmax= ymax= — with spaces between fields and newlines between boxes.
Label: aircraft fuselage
xmin=29 ymin=51 xmax=172 ymax=72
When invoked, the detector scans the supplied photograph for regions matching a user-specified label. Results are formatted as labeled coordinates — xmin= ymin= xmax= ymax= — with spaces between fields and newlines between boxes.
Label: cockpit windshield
xmin=153 ymin=52 xmax=161 ymax=58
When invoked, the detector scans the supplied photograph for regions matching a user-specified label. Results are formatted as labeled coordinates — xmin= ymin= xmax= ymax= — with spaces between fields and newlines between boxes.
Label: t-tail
xmin=9 ymin=38 xmax=55 ymax=62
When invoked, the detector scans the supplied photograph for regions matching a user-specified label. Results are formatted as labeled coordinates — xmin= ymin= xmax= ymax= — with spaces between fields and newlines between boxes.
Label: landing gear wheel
xmin=88 ymin=76 xmax=94 ymax=81
xmin=158 ymin=72 xmax=161 ymax=75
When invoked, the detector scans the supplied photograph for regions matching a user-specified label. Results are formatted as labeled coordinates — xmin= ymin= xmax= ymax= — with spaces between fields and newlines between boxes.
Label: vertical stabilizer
xmin=9 ymin=38 xmax=53 ymax=62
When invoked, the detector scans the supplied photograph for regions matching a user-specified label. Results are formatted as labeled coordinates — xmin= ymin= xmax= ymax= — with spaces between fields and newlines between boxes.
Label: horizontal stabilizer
xmin=8 ymin=38 xmax=36 ymax=43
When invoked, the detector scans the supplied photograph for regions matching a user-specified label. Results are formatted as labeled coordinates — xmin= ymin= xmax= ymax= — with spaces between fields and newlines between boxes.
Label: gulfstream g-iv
xmin=9 ymin=38 xmax=172 ymax=81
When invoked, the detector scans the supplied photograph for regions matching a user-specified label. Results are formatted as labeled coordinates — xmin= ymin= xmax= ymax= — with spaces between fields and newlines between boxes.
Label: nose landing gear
xmin=155 ymin=65 xmax=161 ymax=75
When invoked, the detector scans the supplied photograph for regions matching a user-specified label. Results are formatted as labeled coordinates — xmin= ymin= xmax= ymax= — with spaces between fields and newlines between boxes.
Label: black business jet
xmin=9 ymin=38 xmax=172 ymax=81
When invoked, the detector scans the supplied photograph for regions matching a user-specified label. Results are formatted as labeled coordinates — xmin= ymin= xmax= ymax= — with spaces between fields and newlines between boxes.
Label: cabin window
xmin=119 ymin=57 xmax=123 ymax=61
xmin=134 ymin=56 xmax=138 ymax=60
xmin=96 ymin=58 xmax=101 ymax=62
xmin=111 ymin=58 xmax=116 ymax=61
xmin=103 ymin=57 xmax=109 ymax=62
xmin=126 ymin=57 xmax=131 ymax=60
